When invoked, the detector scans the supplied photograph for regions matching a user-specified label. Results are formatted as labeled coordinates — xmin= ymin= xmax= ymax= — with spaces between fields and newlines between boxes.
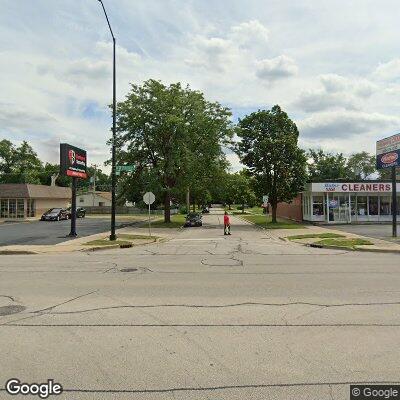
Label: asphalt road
xmin=0 ymin=210 xmax=400 ymax=399
xmin=327 ymin=223 xmax=400 ymax=242
xmin=0 ymin=217 xmax=145 ymax=246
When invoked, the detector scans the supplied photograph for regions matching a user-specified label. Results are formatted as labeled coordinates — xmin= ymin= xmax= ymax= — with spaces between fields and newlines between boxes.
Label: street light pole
xmin=97 ymin=0 xmax=117 ymax=240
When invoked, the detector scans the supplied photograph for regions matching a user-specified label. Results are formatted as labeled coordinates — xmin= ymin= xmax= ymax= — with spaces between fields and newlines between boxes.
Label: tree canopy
xmin=114 ymin=79 xmax=233 ymax=222
xmin=236 ymin=105 xmax=307 ymax=222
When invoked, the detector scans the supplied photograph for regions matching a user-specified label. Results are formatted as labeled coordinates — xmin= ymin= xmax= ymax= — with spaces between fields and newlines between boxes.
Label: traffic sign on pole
xmin=143 ymin=192 xmax=155 ymax=237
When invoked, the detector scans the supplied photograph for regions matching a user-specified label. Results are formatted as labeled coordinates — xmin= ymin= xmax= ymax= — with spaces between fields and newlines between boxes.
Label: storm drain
xmin=0 ymin=305 xmax=26 ymax=316
xmin=120 ymin=268 xmax=138 ymax=273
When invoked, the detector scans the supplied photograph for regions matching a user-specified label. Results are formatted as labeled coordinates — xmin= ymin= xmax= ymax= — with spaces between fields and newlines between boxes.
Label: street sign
xmin=116 ymin=165 xmax=135 ymax=176
xmin=376 ymin=133 xmax=400 ymax=169
xmin=143 ymin=192 xmax=155 ymax=205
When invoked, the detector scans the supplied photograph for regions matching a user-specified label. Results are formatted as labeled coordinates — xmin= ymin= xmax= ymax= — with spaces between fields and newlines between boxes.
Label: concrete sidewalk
xmin=0 ymin=226 xmax=174 ymax=255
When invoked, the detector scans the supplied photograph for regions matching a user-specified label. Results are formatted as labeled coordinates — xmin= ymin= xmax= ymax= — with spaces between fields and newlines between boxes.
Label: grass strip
xmin=315 ymin=238 xmax=373 ymax=249
xmin=287 ymin=233 xmax=345 ymax=240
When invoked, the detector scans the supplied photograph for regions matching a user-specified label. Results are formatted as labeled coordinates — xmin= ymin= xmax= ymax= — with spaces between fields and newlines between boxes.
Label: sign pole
xmin=148 ymin=197 xmax=151 ymax=237
xmin=392 ymin=166 xmax=397 ymax=238
xmin=68 ymin=177 xmax=77 ymax=237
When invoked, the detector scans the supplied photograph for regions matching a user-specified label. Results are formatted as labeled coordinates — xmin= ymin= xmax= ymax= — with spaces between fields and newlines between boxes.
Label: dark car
xmin=202 ymin=206 xmax=210 ymax=213
xmin=184 ymin=212 xmax=203 ymax=227
xmin=66 ymin=207 xmax=86 ymax=218
xmin=40 ymin=208 xmax=69 ymax=221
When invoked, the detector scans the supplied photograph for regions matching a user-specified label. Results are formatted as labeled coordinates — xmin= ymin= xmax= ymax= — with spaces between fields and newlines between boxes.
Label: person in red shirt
xmin=223 ymin=211 xmax=231 ymax=235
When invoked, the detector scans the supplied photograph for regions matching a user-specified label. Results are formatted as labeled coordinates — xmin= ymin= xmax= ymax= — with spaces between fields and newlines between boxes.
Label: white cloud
xmin=230 ymin=20 xmax=269 ymax=46
xmin=255 ymin=55 xmax=298 ymax=81
xmin=298 ymin=110 xmax=400 ymax=139
xmin=374 ymin=58 xmax=400 ymax=81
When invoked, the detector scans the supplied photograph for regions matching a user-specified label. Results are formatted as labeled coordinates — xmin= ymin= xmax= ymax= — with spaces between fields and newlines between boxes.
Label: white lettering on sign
xmin=376 ymin=133 xmax=400 ymax=155
xmin=311 ymin=182 xmax=397 ymax=193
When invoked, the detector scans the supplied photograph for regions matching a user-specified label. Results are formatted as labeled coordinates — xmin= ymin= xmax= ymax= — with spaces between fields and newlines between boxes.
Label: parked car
xmin=184 ymin=212 xmax=203 ymax=227
xmin=66 ymin=207 xmax=86 ymax=219
xmin=40 ymin=208 xmax=69 ymax=221
xmin=202 ymin=206 xmax=210 ymax=213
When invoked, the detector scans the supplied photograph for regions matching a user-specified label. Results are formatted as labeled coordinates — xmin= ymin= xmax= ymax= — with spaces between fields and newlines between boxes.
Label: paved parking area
xmin=327 ymin=223 xmax=400 ymax=242
xmin=0 ymin=217 xmax=146 ymax=246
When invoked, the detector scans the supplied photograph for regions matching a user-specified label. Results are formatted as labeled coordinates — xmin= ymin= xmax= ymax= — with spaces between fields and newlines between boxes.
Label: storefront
xmin=0 ymin=184 xmax=71 ymax=220
xmin=302 ymin=181 xmax=400 ymax=223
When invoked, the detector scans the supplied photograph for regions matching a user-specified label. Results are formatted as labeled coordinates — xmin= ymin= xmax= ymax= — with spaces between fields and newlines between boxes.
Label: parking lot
xmin=0 ymin=217 xmax=146 ymax=246
xmin=327 ymin=223 xmax=400 ymax=242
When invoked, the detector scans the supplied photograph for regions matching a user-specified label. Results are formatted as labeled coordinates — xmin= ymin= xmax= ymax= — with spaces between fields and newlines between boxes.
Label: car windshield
xmin=48 ymin=208 xmax=61 ymax=213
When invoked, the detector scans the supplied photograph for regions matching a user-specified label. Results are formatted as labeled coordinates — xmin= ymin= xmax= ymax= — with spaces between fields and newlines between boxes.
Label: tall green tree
xmin=0 ymin=140 xmax=43 ymax=183
xmin=114 ymin=79 xmax=233 ymax=222
xmin=307 ymin=149 xmax=348 ymax=181
xmin=346 ymin=151 xmax=376 ymax=180
xmin=237 ymin=105 xmax=307 ymax=223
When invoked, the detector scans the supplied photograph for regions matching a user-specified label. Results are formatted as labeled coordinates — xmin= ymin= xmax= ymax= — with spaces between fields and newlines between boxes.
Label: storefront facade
xmin=0 ymin=184 xmax=71 ymax=220
xmin=303 ymin=181 xmax=400 ymax=223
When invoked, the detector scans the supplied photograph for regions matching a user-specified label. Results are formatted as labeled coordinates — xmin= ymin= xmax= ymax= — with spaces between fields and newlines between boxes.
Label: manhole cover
xmin=0 ymin=305 xmax=26 ymax=316
xmin=120 ymin=268 xmax=138 ymax=273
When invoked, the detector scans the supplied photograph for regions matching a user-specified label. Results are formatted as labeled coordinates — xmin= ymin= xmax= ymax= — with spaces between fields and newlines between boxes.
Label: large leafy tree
xmin=346 ymin=151 xmax=376 ymax=180
xmin=0 ymin=140 xmax=43 ymax=183
xmin=237 ymin=105 xmax=307 ymax=223
xmin=307 ymin=149 xmax=348 ymax=181
xmin=114 ymin=79 xmax=233 ymax=222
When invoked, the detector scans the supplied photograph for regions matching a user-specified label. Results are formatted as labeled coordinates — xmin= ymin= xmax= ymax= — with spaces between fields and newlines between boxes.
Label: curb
xmin=82 ymin=237 xmax=160 ymax=252
xmin=307 ymin=243 xmax=400 ymax=254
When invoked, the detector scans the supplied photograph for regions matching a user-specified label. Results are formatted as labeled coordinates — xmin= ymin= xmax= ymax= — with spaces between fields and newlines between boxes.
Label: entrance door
xmin=329 ymin=194 xmax=350 ymax=223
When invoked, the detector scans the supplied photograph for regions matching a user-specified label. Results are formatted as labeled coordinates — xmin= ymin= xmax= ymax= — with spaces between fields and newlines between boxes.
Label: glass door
xmin=329 ymin=194 xmax=350 ymax=223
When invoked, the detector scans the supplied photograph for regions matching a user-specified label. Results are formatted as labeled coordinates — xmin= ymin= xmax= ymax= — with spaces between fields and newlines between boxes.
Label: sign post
xmin=143 ymin=192 xmax=156 ymax=237
xmin=60 ymin=143 xmax=88 ymax=237
xmin=376 ymin=133 xmax=400 ymax=238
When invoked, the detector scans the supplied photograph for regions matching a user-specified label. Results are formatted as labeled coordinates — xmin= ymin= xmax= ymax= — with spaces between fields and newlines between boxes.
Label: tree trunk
xmin=271 ymin=202 xmax=277 ymax=223
xmin=164 ymin=191 xmax=171 ymax=223
xmin=186 ymin=187 xmax=190 ymax=214
xmin=242 ymin=201 xmax=245 ymax=214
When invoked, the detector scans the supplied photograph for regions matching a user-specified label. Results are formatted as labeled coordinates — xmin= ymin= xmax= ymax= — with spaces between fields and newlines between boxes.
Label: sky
xmin=2 ymin=0 xmax=400 ymax=172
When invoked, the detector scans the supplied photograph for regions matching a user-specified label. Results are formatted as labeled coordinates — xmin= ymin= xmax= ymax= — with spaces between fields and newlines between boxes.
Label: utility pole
xmin=97 ymin=0 xmax=117 ymax=241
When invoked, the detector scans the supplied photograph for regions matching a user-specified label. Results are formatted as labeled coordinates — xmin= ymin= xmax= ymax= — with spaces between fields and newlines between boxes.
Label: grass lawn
xmin=83 ymin=233 xmax=156 ymax=247
xmin=83 ymin=239 xmax=133 ymax=246
xmin=287 ymin=233 xmax=345 ymax=240
xmin=86 ymin=214 xmax=158 ymax=221
xmin=240 ymin=214 xmax=304 ymax=229
xmin=148 ymin=214 xmax=186 ymax=228
xmin=315 ymin=238 xmax=373 ymax=249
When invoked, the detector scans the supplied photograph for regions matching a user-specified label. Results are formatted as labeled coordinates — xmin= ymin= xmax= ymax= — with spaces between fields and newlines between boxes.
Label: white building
xmin=302 ymin=181 xmax=400 ymax=224
xmin=77 ymin=191 xmax=112 ymax=207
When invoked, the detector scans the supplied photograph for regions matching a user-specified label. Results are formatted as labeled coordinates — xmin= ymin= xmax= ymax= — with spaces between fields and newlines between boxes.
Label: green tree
xmin=114 ymin=79 xmax=233 ymax=222
xmin=307 ymin=149 xmax=348 ymax=181
xmin=237 ymin=105 xmax=307 ymax=223
xmin=346 ymin=151 xmax=376 ymax=180
xmin=0 ymin=140 xmax=43 ymax=183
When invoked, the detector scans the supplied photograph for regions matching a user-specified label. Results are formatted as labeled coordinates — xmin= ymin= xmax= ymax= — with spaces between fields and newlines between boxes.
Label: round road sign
xmin=143 ymin=192 xmax=155 ymax=205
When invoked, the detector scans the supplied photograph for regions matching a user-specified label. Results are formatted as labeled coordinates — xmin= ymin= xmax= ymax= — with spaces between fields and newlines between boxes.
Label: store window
xmin=380 ymin=196 xmax=391 ymax=215
xmin=1 ymin=199 xmax=8 ymax=218
xmin=369 ymin=196 xmax=379 ymax=215
xmin=26 ymin=199 xmax=35 ymax=217
xmin=357 ymin=196 xmax=367 ymax=216
xmin=8 ymin=199 xmax=16 ymax=218
xmin=17 ymin=199 xmax=24 ymax=218
xmin=312 ymin=196 xmax=324 ymax=215
xmin=350 ymin=195 xmax=357 ymax=216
